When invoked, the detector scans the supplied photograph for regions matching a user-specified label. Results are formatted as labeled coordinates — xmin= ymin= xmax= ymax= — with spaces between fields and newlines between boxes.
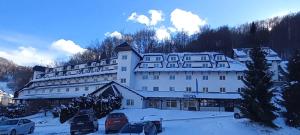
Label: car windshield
xmin=0 ymin=120 xmax=19 ymax=125
xmin=120 ymin=124 xmax=143 ymax=133
xmin=73 ymin=115 xmax=89 ymax=122
xmin=108 ymin=113 xmax=125 ymax=118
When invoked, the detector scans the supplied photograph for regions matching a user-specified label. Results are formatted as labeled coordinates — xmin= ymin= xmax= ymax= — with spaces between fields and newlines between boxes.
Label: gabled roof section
xmin=33 ymin=66 xmax=46 ymax=72
xmin=90 ymin=81 xmax=145 ymax=98
xmin=114 ymin=42 xmax=142 ymax=59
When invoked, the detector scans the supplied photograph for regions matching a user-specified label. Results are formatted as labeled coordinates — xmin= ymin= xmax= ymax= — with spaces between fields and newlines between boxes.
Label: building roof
xmin=114 ymin=42 xmax=142 ymax=59
xmin=135 ymin=52 xmax=247 ymax=72
xmin=135 ymin=90 xmax=241 ymax=99
xmin=233 ymin=47 xmax=281 ymax=62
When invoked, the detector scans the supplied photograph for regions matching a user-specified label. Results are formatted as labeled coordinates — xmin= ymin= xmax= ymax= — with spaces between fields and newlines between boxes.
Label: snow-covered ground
xmin=24 ymin=109 xmax=300 ymax=135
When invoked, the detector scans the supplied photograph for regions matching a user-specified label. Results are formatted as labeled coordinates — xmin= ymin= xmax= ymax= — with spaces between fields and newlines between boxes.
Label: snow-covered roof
xmin=233 ymin=47 xmax=281 ymax=62
xmin=135 ymin=90 xmax=241 ymax=99
xmin=135 ymin=52 xmax=247 ymax=72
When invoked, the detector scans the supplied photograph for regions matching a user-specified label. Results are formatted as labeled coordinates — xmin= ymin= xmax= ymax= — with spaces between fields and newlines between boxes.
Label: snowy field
xmin=24 ymin=108 xmax=300 ymax=135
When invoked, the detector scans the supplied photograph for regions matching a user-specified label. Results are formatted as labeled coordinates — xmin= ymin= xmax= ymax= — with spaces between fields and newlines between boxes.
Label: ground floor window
xmin=126 ymin=99 xmax=134 ymax=106
xmin=166 ymin=100 xmax=177 ymax=108
xmin=148 ymin=100 xmax=160 ymax=108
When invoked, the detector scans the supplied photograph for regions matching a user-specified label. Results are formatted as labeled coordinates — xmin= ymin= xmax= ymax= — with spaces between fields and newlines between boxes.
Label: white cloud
xmin=50 ymin=39 xmax=86 ymax=55
xmin=149 ymin=10 xmax=164 ymax=25
xmin=155 ymin=27 xmax=170 ymax=40
xmin=105 ymin=31 xmax=123 ymax=39
xmin=128 ymin=12 xmax=150 ymax=26
xmin=0 ymin=46 xmax=54 ymax=66
xmin=170 ymin=8 xmax=206 ymax=35
xmin=127 ymin=10 xmax=164 ymax=26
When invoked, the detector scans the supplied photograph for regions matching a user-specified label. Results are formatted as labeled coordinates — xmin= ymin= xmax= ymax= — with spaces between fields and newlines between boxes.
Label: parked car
xmin=0 ymin=119 xmax=35 ymax=135
xmin=119 ymin=121 xmax=157 ymax=135
xmin=141 ymin=115 xmax=162 ymax=133
xmin=0 ymin=116 xmax=9 ymax=121
xmin=234 ymin=108 xmax=245 ymax=119
xmin=105 ymin=112 xmax=129 ymax=134
xmin=70 ymin=109 xmax=98 ymax=135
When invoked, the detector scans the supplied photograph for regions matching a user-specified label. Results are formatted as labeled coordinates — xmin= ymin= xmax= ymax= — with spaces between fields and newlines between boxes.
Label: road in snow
xmin=25 ymin=108 xmax=300 ymax=135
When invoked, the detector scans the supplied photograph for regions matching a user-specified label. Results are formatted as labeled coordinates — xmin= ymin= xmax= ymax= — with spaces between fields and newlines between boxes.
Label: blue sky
xmin=0 ymin=0 xmax=299 ymax=66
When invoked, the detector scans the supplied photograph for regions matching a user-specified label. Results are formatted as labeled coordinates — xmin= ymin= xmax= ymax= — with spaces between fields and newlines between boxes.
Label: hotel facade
xmin=15 ymin=43 xmax=282 ymax=112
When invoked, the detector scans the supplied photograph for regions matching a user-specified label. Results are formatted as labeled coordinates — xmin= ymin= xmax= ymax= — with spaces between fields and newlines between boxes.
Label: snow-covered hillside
xmin=25 ymin=108 xmax=300 ymax=135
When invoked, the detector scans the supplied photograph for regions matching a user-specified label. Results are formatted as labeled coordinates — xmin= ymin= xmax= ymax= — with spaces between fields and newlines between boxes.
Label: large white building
xmin=16 ymin=43 xmax=271 ymax=112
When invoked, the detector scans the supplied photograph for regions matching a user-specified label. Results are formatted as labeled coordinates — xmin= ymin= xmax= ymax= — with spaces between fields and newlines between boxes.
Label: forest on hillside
xmin=64 ymin=12 xmax=300 ymax=65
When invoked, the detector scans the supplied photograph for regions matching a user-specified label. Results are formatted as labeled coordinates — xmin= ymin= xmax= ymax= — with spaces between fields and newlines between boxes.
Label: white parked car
xmin=0 ymin=116 xmax=9 ymax=121
xmin=234 ymin=108 xmax=245 ymax=119
xmin=0 ymin=119 xmax=35 ymax=135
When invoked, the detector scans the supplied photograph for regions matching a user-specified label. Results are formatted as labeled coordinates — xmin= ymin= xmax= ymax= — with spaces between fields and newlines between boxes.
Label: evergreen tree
xmin=240 ymin=23 xmax=278 ymax=127
xmin=282 ymin=50 xmax=300 ymax=127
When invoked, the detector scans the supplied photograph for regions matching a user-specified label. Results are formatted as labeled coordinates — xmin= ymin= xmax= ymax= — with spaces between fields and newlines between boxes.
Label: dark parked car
xmin=119 ymin=121 xmax=157 ymax=135
xmin=141 ymin=115 xmax=162 ymax=133
xmin=70 ymin=110 xmax=98 ymax=135
xmin=105 ymin=112 xmax=129 ymax=134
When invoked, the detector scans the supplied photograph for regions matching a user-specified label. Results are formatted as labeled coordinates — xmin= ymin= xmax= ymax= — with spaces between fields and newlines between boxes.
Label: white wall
xmin=134 ymin=71 xmax=244 ymax=93
xmin=114 ymin=85 xmax=144 ymax=109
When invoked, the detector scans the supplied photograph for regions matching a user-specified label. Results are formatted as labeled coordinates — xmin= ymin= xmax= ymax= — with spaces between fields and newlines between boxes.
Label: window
xmin=85 ymin=87 xmax=89 ymax=91
xmin=57 ymin=88 xmax=60 ymax=92
xmin=166 ymin=100 xmax=177 ymax=107
xmin=238 ymin=88 xmax=244 ymax=93
xmin=171 ymin=57 xmax=176 ymax=61
xmin=169 ymin=87 xmax=175 ymax=91
xmin=238 ymin=75 xmax=243 ymax=80
xmin=153 ymin=75 xmax=159 ymax=80
xmin=126 ymin=99 xmax=134 ymax=106
xmin=154 ymin=63 xmax=160 ymax=68
xmin=142 ymin=63 xmax=148 ymax=68
xmin=169 ymin=75 xmax=175 ymax=80
xmin=50 ymin=89 xmax=53 ymax=93
xmin=203 ymin=76 xmax=208 ymax=80
xmin=121 ymin=67 xmax=127 ymax=71
xmin=42 ymin=89 xmax=45 ymax=93
xmin=156 ymin=57 xmax=161 ymax=61
xmin=186 ymin=75 xmax=192 ymax=80
xmin=186 ymin=63 xmax=192 ymax=68
xmin=203 ymin=63 xmax=209 ymax=68
xmin=66 ymin=88 xmax=70 ymax=92
xmin=219 ymin=76 xmax=226 ymax=80
xmin=219 ymin=63 xmax=225 ymax=67
xmin=28 ymin=90 xmax=31 ymax=94
xmin=122 ymin=55 xmax=127 ymax=60
xmin=75 ymin=87 xmax=79 ymax=91
xmin=185 ymin=56 xmax=191 ymax=61
xmin=145 ymin=57 xmax=150 ymax=61
xmin=203 ymin=87 xmax=208 ymax=93
xmin=170 ymin=63 xmax=176 ymax=68
xmin=201 ymin=56 xmax=206 ymax=61
xmin=121 ymin=78 xmax=126 ymax=83
xmin=216 ymin=55 xmax=222 ymax=60
xmin=153 ymin=87 xmax=159 ymax=91
xmin=186 ymin=87 xmax=192 ymax=92
xmin=142 ymin=86 xmax=148 ymax=91
xmin=142 ymin=75 xmax=148 ymax=80
xmin=220 ymin=87 xmax=226 ymax=93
